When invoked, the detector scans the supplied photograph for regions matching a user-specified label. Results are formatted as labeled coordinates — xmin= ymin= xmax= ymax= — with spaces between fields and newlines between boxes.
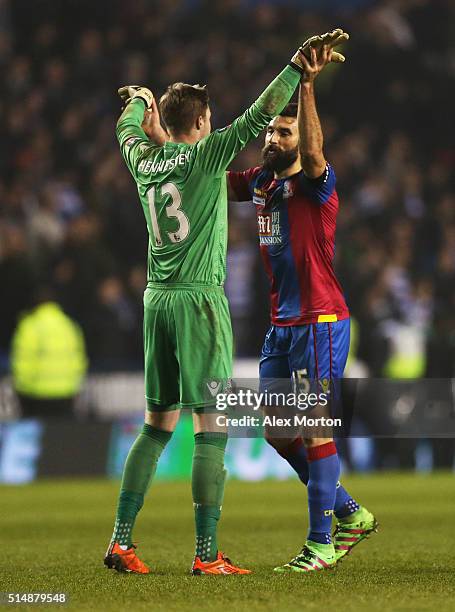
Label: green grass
xmin=2 ymin=474 xmax=454 ymax=611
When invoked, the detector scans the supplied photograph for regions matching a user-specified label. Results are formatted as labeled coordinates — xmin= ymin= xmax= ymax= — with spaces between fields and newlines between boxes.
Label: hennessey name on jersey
xmin=258 ymin=211 xmax=281 ymax=245
xmin=138 ymin=151 xmax=191 ymax=174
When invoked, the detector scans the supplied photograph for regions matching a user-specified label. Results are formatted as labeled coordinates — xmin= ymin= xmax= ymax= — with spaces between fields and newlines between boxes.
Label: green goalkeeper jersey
xmin=116 ymin=65 xmax=300 ymax=286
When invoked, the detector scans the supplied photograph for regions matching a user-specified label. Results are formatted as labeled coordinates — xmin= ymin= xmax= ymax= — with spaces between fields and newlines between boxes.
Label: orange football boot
xmin=104 ymin=542 xmax=150 ymax=574
xmin=191 ymin=552 xmax=251 ymax=575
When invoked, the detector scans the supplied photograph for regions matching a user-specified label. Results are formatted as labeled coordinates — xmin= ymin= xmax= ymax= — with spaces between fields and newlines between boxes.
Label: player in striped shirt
xmin=228 ymin=40 xmax=377 ymax=572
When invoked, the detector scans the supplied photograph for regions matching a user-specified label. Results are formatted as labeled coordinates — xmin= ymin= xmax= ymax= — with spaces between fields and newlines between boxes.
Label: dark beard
xmin=262 ymin=145 xmax=299 ymax=174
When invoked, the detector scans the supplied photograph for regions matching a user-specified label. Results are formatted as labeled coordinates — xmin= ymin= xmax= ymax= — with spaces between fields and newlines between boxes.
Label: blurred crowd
xmin=0 ymin=0 xmax=454 ymax=375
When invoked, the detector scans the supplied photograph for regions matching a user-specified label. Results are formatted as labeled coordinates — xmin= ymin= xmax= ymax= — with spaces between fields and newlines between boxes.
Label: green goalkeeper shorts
xmin=143 ymin=283 xmax=233 ymax=411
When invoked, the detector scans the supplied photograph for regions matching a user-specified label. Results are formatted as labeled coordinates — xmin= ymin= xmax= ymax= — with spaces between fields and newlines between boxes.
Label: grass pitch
xmin=2 ymin=473 xmax=455 ymax=611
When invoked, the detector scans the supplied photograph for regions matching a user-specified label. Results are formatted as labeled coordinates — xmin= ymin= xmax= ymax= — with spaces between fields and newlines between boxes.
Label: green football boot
xmin=274 ymin=541 xmax=336 ymax=573
xmin=333 ymin=506 xmax=378 ymax=562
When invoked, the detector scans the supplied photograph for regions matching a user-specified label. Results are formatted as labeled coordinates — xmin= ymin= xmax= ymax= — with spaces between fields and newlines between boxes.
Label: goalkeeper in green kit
xmin=104 ymin=40 xmax=323 ymax=575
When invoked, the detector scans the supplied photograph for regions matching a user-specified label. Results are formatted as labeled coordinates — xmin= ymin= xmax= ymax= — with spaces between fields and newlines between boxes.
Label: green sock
xmin=192 ymin=432 xmax=228 ymax=562
xmin=112 ymin=423 xmax=172 ymax=547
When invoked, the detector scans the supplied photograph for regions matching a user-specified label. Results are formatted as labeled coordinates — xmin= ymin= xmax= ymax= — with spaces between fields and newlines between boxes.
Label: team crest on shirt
xmin=253 ymin=187 xmax=267 ymax=208
xmin=283 ymin=180 xmax=294 ymax=199
xmin=257 ymin=211 xmax=282 ymax=245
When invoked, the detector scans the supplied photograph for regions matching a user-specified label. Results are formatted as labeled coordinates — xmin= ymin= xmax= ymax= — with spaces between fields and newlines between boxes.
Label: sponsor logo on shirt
xmin=258 ymin=211 xmax=282 ymax=245
xmin=253 ymin=187 xmax=267 ymax=208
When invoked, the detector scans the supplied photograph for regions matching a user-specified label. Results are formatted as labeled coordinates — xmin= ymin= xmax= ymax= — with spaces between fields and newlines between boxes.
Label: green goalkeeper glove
xmin=291 ymin=28 xmax=349 ymax=72
xmin=117 ymin=85 xmax=154 ymax=109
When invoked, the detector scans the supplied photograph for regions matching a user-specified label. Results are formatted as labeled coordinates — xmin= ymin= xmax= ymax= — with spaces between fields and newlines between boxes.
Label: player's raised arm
xmin=296 ymin=29 xmax=348 ymax=179
xmin=141 ymin=96 xmax=170 ymax=146
xmin=297 ymin=45 xmax=333 ymax=179
xmin=194 ymin=60 xmax=304 ymax=175
xmin=115 ymin=86 xmax=160 ymax=178
xmin=226 ymin=30 xmax=349 ymax=201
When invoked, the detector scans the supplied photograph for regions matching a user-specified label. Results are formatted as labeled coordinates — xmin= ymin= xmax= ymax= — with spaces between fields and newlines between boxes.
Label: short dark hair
xmin=279 ymin=103 xmax=298 ymax=118
xmin=159 ymin=83 xmax=209 ymax=135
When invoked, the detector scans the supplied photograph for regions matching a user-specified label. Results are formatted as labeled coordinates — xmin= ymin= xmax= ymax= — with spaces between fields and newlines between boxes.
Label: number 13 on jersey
xmin=147 ymin=182 xmax=190 ymax=247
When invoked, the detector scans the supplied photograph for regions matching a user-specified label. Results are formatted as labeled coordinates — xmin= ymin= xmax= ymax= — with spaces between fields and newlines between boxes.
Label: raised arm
xmin=195 ymin=64 xmax=301 ymax=175
xmin=297 ymin=45 xmax=332 ymax=179
xmin=116 ymin=86 xmax=154 ymax=146
xmin=295 ymin=29 xmax=349 ymax=178
xmin=115 ymin=87 xmax=161 ymax=179
xmin=141 ymin=95 xmax=170 ymax=146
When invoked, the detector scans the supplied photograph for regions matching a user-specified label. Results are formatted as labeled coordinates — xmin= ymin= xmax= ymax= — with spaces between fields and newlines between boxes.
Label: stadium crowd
xmin=1 ymin=0 xmax=454 ymax=377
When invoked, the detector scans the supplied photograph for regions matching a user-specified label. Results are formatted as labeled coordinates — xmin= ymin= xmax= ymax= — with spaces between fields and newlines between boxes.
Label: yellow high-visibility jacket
xmin=11 ymin=302 xmax=88 ymax=399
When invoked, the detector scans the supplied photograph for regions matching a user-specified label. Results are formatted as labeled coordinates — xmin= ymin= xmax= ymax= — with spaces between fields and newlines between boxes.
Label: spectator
xmin=10 ymin=288 xmax=88 ymax=418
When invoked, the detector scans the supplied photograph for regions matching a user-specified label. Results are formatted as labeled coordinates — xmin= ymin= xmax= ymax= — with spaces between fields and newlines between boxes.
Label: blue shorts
xmin=259 ymin=319 xmax=350 ymax=383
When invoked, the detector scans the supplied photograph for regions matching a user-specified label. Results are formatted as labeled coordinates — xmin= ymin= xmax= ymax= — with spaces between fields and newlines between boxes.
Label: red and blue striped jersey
xmin=228 ymin=164 xmax=349 ymax=326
